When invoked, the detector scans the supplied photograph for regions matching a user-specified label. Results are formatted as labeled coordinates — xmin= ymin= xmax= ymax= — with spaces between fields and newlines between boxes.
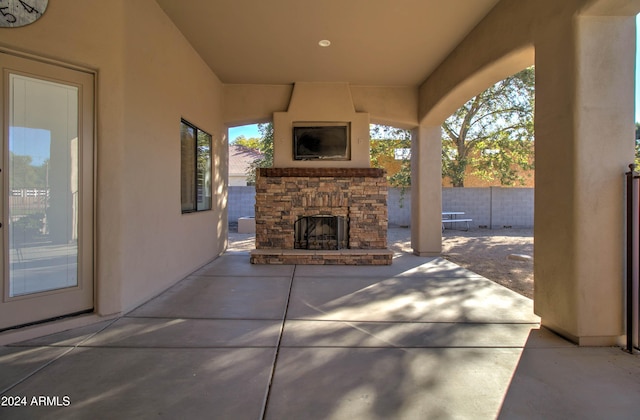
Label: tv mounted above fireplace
xmin=293 ymin=123 xmax=350 ymax=160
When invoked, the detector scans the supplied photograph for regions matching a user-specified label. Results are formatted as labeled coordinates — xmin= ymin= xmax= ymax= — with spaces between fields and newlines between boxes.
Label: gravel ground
xmin=228 ymin=225 xmax=534 ymax=299
xmin=441 ymin=228 xmax=533 ymax=298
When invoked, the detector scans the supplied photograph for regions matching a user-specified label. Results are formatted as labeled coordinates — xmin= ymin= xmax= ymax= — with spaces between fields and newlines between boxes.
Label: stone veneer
xmin=250 ymin=167 xmax=393 ymax=265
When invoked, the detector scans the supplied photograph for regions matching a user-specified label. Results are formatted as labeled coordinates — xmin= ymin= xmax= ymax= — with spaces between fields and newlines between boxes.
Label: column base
xmin=541 ymin=321 xmax=625 ymax=347
xmin=412 ymin=250 xmax=441 ymax=257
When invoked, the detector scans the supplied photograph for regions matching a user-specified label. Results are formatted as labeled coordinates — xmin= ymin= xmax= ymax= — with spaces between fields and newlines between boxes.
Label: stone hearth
xmin=250 ymin=167 xmax=393 ymax=265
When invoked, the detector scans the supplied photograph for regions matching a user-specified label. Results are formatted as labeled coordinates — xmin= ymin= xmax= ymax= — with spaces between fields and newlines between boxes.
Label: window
xmin=181 ymin=119 xmax=212 ymax=213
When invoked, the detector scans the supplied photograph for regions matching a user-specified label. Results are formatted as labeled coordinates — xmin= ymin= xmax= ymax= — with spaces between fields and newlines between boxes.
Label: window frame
xmin=180 ymin=118 xmax=212 ymax=214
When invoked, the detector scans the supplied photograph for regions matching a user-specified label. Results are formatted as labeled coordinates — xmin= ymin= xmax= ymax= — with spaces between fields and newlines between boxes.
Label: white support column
xmin=411 ymin=125 xmax=442 ymax=256
xmin=534 ymin=14 xmax=636 ymax=345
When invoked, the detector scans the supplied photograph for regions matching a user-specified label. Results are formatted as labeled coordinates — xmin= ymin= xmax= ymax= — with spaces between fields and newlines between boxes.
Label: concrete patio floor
xmin=1 ymin=233 xmax=639 ymax=419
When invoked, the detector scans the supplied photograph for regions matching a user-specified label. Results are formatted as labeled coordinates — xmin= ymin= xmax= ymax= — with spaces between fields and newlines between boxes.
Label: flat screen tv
xmin=293 ymin=124 xmax=350 ymax=160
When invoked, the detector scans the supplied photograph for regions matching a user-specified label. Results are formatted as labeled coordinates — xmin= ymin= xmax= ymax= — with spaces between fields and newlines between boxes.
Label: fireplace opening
xmin=294 ymin=215 xmax=348 ymax=250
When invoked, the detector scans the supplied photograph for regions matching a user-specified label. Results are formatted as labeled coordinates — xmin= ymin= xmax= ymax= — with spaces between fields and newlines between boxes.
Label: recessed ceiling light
xmin=318 ymin=40 xmax=331 ymax=47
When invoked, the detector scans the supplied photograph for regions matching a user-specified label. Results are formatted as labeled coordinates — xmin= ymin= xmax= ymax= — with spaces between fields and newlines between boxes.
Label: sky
xmin=229 ymin=124 xmax=261 ymax=142
xmin=230 ymin=15 xmax=640 ymax=140
xmin=9 ymin=127 xmax=50 ymax=165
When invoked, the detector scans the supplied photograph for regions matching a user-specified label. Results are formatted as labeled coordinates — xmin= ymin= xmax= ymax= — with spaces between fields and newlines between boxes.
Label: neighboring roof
xmin=228 ymin=144 xmax=264 ymax=176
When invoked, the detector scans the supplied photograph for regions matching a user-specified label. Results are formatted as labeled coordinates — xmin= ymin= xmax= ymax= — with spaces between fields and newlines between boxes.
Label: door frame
xmin=0 ymin=48 xmax=96 ymax=331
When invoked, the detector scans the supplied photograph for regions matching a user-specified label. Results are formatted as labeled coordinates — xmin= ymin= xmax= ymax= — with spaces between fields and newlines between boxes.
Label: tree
xmin=9 ymin=152 xmax=48 ymax=189
xmin=442 ymin=67 xmax=535 ymax=187
xmin=232 ymin=135 xmax=261 ymax=149
xmin=369 ymin=124 xmax=411 ymax=189
xmin=245 ymin=123 xmax=274 ymax=184
xmin=369 ymin=124 xmax=412 ymax=206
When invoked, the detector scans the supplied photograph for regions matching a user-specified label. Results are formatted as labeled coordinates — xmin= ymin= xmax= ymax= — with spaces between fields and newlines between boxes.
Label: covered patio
xmin=0 ymin=0 xmax=639 ymax=416
xmin=1 ymin=235 xmax=639 ymax=418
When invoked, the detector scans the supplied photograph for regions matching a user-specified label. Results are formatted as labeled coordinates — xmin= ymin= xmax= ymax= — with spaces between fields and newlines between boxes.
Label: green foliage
xmin=245 ymin=123 xmax=274 ymax=185
xmin=232 ymin=135 xmax=261 ymax=150
xmin=9 ymin=152 xmax=48 ymax=189
xmin=369 ymin=139 xmax=411 ymax=185
xmin=369 ymin=125 xmax=411 ymax=188
xmin=197 ymin=130 xmax=211 ymax=180
xmin=370 ymin=124 xmax=412 ymax=206
xmin=473 ymin=133 xmax=534 ymax=185
xmin=442 ymin=67 xmax=535 ymax=187
xmin=256 ymin=123 xmax=274 ymax=162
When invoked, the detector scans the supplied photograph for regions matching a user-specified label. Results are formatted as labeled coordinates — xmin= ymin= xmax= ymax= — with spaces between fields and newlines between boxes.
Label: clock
xmin=0 ymin=0 xmax=48 ymax=28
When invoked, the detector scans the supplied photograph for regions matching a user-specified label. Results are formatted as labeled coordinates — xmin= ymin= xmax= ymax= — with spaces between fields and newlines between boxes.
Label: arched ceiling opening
xmin=421 ymin=46 xmax=534 ymax=126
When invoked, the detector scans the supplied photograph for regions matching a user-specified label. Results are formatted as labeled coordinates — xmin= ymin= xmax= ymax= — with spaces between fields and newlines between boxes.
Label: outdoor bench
xmin=441 ymin=218 xmax=472 ymax=231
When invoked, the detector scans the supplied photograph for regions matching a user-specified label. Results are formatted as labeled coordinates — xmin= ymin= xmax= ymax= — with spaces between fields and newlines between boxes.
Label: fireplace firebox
xmin=294 ymin=215 xmax=348 ymax=250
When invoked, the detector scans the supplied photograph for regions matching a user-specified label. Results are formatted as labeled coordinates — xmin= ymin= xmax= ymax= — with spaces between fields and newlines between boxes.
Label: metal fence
xmin=625 ymin=165 xmax=640 ymax=352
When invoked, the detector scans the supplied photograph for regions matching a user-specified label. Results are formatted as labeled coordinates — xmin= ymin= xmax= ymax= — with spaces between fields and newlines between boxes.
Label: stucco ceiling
xmin=155 ymin=0 xmax=500 ymax=86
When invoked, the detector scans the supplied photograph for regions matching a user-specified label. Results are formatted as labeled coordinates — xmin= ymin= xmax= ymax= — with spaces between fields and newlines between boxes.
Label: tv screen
xmin=293 ymin=124 xmax=350 ymax=160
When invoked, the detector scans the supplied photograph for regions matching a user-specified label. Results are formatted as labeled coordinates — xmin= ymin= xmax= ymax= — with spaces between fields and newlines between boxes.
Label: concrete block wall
xmin=388 ymin=188 xmax=411 ymax=227
xmin=434 ymin=187 xmax=533 ymax=228
xmin=489 ymin=187 xmax=534 ymax=228
xmin=228 ymin=186 xmax=256 ymax=223
xmin=229 ymin=186 xmax=534 ymax=229
xmin=441 ymin=188 xmax=492 ymax=228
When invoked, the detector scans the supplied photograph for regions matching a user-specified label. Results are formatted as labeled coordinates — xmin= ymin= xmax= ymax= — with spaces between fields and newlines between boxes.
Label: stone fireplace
xmin=250 ymin=167 xmax=393 ymax=265
xmin=249 ymin=82 xmax=393 ymax=265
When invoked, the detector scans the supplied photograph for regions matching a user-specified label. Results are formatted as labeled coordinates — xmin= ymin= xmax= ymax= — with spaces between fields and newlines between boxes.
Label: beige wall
xmin=417 ymin=0 xmax=639 ymax=345
xmin=350 ymin=86 xmax=418 ymax=129
xmin=119 ymin=1 xmax=227 ymax=311
xmin=273 ymin=83 xmax=370 ymax=168
xmin=419 ymin=0 xmax=536 ymax=125
xmin=0 ymin=0 xmax=227 ymax=315
xmin=224 ymin=84 xmax=292 ymax=128
xmin=224 ymin=83 xmax=418 ymax=135
xmin=534 ymin=13 xmax=635 ymax=344
xmin=2 ymin=0 xmax=637 ymax=346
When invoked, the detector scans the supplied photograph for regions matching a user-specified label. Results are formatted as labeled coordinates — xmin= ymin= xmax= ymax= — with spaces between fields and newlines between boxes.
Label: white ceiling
xmin=155 ymin=0 xmax=500 ymax=86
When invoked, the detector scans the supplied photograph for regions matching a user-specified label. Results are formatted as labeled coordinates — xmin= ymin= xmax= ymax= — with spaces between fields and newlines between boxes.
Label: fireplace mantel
xmin=258 ymin=167 xmax=385 ymax=178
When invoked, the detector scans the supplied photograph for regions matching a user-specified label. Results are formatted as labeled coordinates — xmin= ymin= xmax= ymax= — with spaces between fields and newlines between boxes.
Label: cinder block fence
xmin=228 ymin=186 xmax=534 ymax=229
